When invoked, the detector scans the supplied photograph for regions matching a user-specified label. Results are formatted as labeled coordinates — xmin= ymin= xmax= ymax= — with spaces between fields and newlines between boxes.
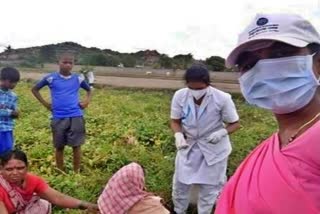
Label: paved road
xmin=21 ymin=72 xmax=240 ymax=93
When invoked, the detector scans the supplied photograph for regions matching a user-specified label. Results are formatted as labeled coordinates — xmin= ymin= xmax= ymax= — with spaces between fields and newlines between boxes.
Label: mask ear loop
xmin=317 ymin=52 xmax=320 ymax=83
xmin=310 ymin=52 xmax=320 ymax=85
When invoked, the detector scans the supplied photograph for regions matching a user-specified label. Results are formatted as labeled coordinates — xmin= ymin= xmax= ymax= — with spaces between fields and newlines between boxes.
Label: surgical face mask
xmin=189 ymin=88 xmax=207 ymax=100
xmin=239 ymin=54 xmax=320 ymax=114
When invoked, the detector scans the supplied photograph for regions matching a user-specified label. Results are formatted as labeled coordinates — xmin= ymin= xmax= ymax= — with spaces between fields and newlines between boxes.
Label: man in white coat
xmin=171 ymin=64 xmax=240 ymax=214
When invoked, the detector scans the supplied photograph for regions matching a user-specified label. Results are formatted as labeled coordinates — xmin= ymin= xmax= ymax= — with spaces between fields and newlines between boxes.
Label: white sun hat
xmin=226 ymin=13 xmax=320 ymax=68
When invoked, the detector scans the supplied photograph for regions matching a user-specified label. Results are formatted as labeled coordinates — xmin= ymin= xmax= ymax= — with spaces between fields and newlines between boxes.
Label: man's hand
xmin=79 ymin=101 xmax=89 ymax=109
xmin=11 ymin=110 xmax=19 ymax=118
xmin=44 ymin=103 xmax=51 ymax=111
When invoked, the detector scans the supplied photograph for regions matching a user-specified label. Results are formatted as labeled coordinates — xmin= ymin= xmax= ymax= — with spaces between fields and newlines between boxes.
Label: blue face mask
xmin=239 ymin=54 xmax=320 ymax=114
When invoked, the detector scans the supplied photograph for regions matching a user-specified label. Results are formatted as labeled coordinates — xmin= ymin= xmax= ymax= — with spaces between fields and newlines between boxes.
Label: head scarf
xmin=98 ymin=162 xmax=149 ymax=214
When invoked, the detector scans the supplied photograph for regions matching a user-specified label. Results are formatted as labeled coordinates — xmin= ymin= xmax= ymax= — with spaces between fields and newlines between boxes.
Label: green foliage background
xmin=14 ymin=82 xmax=277 ymax=213
xmin=2 ymin=42 xmax=231 ymax=71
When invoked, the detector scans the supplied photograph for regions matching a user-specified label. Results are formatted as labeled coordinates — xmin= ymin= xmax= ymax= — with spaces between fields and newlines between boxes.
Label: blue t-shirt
xmin=35 ymin=72 xmax=91 ymax=119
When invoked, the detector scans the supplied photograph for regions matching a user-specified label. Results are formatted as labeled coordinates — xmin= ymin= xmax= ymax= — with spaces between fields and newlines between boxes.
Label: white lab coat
xmin=171 ymin=86 xmax=239 ymax=214
xmin=172 ymin=86 xmax=239 ymax=165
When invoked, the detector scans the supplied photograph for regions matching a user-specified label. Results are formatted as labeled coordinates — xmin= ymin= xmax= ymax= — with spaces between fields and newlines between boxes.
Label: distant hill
xmin=0 ymin=42 xmax=227 ymax=71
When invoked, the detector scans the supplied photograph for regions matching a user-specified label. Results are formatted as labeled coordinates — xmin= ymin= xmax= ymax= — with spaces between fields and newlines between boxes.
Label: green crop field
xmin=13 ymin=82 xmax=277 ymax=213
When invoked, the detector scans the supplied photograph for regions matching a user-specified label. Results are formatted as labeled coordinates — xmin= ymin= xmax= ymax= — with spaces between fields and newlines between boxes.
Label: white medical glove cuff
xmin=208 ymin=128 xmax=228 ymax=144
xmin=217 ymin=128 xmax=228 ymax=137
xmin=174 ymin=132 xmax=188 ymax=149
xmin=174 ymin=132 xmax=184 ymax=139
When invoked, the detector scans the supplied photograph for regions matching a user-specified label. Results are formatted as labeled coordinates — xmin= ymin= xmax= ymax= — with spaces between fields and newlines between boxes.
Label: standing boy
xmin=0 ymin=67 xmax=20 ymax=156
xmin=31 ymin=52 xmax=92 ymax=173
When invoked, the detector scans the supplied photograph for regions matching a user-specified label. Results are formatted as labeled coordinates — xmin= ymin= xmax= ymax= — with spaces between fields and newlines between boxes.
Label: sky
xmin=0 ymin=0 xmax=319 ymax=59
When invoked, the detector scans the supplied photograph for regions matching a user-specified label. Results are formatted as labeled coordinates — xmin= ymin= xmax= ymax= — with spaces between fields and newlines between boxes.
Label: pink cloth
xmin=215 ymin=121 xmax=320 ymax=214
xmin=98 ymin=162 xmax=150 ymax=214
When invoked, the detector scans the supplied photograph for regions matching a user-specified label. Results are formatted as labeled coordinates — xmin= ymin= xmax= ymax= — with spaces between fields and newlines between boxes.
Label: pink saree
xmin=215 ymin=121 xmax=320 ymax=214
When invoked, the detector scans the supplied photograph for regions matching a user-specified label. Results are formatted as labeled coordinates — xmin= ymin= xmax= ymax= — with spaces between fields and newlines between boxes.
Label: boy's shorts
xmin=0 ymin=131 xmax=14 ymax=155
xmin=51 ymin=117 xmax=85 ymax=149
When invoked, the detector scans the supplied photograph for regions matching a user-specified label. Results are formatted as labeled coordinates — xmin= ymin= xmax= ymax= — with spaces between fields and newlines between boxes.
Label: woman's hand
xmin=40 ymin=187 xmax=99 ymax=212
xmin=86 ymin=202 xmax=100 ymax=213
xmin=78 ymin=201 xmax=99 ymax=212
xmin=207 ymin=129 xmax=228 ymax=144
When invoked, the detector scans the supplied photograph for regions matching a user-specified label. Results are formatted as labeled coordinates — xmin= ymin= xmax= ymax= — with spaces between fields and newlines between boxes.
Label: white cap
xmin=226 ymin=13 xmax=320 ymax=67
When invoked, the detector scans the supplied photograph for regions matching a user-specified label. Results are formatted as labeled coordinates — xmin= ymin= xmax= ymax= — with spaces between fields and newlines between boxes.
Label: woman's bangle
xmin=78 ymin=201 xmax=87 ymax=210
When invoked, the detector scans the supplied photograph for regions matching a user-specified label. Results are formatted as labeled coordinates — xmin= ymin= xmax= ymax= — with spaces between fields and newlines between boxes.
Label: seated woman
xmin=98 ymin=162 xmax=170 ymax=214
xmin=0 ymin=149 xmax=99 ymax=214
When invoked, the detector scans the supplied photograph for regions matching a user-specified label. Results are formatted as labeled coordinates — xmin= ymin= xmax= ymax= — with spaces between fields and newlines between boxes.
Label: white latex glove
xmin=207 ymin=129 xmax=228 ymax=144
xmin=174 ymin=132 xmax=189 ymax=150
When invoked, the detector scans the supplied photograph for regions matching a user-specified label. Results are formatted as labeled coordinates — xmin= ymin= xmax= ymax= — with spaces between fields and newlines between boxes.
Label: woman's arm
xmin=0 ymin=201 xmax=9 ymax=214
xmin=39 ymin=187 xmax=99 ymax=212
xmin=170 ymin=119 xmax=182 ymax=133
xmin=225 ymin=121 xmax=240 ymax=134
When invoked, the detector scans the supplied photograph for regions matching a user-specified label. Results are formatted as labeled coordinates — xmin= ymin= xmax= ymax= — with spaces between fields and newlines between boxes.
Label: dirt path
xmin=21 ymin=72 xmax=240 ymax=93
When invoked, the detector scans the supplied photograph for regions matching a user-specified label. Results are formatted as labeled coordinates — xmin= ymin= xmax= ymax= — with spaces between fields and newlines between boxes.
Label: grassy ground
xmin=13 ymin=82 xmax=277 ymax=213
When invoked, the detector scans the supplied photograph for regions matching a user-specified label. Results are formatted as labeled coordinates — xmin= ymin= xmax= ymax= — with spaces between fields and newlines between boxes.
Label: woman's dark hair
xmin=0 ymin=149 xmax=28 ymax=167
xmin=0 ymin=67 xmax=20 ymax=82
xmin=184 ymin=64 xmax=210 ymax=85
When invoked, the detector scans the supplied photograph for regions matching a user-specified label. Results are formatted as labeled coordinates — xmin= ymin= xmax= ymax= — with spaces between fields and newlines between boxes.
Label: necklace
xmin=287 ymin=112 xmax=320 ymax=143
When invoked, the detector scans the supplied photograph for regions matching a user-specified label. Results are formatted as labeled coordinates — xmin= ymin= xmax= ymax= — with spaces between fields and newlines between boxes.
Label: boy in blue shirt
xmin=31 ymin=52 xmax=92 ymax=173
xmin=0 ymin=67 xmax=20 ymax=156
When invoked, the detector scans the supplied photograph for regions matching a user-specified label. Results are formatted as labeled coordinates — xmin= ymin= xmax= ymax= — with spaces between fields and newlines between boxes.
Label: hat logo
xmin=256 ymin=17 xmax=268 ymax=26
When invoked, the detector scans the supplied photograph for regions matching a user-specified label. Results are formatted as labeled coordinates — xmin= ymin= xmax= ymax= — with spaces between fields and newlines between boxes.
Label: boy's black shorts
xmin=51 ymin=117 xmax=85 ymax=149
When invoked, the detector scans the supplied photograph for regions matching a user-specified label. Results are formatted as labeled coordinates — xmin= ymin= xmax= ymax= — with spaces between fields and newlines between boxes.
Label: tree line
xmin=1 ymin=42 xmax=229 ymax=71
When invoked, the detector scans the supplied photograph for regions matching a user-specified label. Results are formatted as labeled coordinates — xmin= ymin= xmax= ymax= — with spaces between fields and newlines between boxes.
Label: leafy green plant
xmin=14 ymin=82 xmax=276 ymax=213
